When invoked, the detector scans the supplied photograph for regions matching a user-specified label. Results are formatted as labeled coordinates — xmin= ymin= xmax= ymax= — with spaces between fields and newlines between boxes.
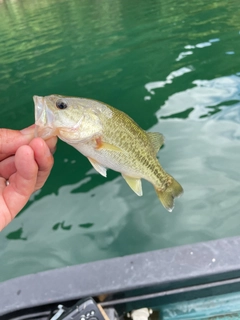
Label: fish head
xmin=34 ymin=94 xmax=92 ymax=141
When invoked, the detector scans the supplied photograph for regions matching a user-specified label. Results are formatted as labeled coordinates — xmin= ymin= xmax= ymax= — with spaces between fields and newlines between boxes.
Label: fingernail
xmin=20 ymin=126 xmax=35 ymax=136
xmin=45 ymin=145 xmax=52 ymax=157
xmin=50 ymin=146 xmax=56 ymax=155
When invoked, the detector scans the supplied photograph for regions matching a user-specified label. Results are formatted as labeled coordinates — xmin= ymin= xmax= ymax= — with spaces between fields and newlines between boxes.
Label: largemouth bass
xmin=34 ymin=95 xmax=183 ymax=211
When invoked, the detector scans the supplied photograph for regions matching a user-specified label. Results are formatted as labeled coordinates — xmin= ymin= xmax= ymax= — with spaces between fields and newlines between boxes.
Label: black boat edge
xmin=1 ymin=236 xmax=240 ymax=318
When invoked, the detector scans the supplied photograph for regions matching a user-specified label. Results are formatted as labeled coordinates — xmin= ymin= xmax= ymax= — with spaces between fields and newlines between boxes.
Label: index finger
xmin=0 ymin=126 xmax=35 ymax=157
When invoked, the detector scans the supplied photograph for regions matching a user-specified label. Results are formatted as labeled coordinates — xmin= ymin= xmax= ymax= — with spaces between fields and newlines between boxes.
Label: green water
xmin=1 ymin=0 xmax=240 ymax=282
xmin=161 ymin=291 xmax=240 ymax=319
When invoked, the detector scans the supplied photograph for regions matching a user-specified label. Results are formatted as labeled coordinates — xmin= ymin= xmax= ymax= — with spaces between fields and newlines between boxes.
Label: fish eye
xmin=56 ymin=100 xmax=68 ymax=110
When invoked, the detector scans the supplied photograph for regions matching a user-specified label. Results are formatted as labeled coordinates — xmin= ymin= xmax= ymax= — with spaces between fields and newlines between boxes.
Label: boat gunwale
xmin=1 ymin=236 xmax=240 ymax=316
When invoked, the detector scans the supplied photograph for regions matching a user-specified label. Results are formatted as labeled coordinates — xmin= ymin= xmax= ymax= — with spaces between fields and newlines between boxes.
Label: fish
xmin=34 ymin=95 xmax=183 ymax=211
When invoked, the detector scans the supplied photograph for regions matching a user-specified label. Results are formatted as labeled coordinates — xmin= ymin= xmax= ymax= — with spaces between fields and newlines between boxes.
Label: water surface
xmin=1 ymin=0 xmax=240 ymax=281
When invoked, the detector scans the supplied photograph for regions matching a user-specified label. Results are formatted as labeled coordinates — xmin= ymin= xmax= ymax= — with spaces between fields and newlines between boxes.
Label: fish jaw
xmin=33 ymin=95 xmax=57 ymax=139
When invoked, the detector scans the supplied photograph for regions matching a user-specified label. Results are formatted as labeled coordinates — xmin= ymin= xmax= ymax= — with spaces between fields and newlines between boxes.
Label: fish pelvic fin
xmin=155 ymin=176 xmax=183 ymax=212
xmin=88 ymin=157 xmax=107 ymax=177
xmin=147 ymin=132 xmax=165 ymax=154
xmin=122 ymin=174 xmax=143 ymax=196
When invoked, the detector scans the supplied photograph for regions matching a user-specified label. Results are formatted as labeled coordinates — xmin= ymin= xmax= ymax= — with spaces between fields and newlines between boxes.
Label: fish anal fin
xmin=88 ymin=157 xmax=107 ymax=177
xmin=147 ymin=132 xmax=165 ymax=154
xmin=155 ymin=176 xmax=183 ymax=212
xmin=122 ymin=174 xmax=143 ymax=196
xmin=95 ymin=137 xmax=121 ymax=152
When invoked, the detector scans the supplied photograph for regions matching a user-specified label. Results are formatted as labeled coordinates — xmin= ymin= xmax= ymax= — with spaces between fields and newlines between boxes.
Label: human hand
xmin=0 ymin=126 xmax=57 ymax=231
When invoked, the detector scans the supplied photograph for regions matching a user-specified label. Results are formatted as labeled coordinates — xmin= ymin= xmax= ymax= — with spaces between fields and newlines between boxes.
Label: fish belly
xmin=73 ymin=142 xmax=146 ymax=178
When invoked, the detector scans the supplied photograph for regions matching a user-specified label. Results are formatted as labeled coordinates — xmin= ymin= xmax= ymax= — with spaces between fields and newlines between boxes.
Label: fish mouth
xmin=33 ymin=95 xmax=56 ymax=139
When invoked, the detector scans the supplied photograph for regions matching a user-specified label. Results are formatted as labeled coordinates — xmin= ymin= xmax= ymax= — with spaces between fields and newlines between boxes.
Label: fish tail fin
xmin=155 ymin=176 xmax=183 ymax=212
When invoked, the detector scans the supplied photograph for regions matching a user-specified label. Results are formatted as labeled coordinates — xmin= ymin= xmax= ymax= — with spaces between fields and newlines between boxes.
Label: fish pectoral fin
xmin=95 ymin=137 xmax=122 ymax=152
xmin=101 ymin=142 xmax=122 ymax=151
xmin=122 ymin=174 xmax=143 ymax=196
xmin=88 ymin=157 xmax=107 ymax=177
xmin=147 ymin=132 xmax=165 ymax=154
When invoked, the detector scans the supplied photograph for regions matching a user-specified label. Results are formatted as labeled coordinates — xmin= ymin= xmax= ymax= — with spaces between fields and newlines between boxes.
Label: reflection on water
xmin=1 ymin=0 xmax=240 ymax=281
xmin=145 ymin=66 xmax=194 ymax=95
xmin=176 ymin=38 xmax=220 ymax=61
xmin=79 ymin=223 xmax=94 ymax=229
xmin=6 ymin=228 xmax=27 ymax=241
xmin=156 ymin=76 xmax=240 ymax=120
xmin=52 ymin=221 xmax=72 ymax=231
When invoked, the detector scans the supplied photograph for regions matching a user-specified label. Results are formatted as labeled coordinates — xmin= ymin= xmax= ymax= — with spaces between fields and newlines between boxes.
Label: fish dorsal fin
xmin=147 ymin=132 xmax=164 ymax=154
xmin=88 ymin=157 xmax=107 ymax=177
xmin=122 ymin=174 xmax=143 ymax=196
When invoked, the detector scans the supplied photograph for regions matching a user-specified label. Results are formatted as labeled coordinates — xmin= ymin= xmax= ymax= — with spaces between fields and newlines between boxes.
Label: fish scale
xmin=99 ymin=107 xmax=167 ymax=185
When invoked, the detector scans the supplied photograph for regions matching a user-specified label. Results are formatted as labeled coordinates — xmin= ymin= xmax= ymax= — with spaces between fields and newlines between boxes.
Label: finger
xmin=0 ymin=177 xmax=10 ymax=231
xmin=0 ymin=156 xmax=16 ymax=179
xmin=0 ymin=153 xmax=12 ymax=162
xmin=0 ymin=125 xmax=35 ymax=157
xmin=29 ymin=138 xmax=54 ymax=190
xmin=0 ymin=177 xmax=7 ymax=192
xmin=1 ymin=145 xmax=38 ymax=230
